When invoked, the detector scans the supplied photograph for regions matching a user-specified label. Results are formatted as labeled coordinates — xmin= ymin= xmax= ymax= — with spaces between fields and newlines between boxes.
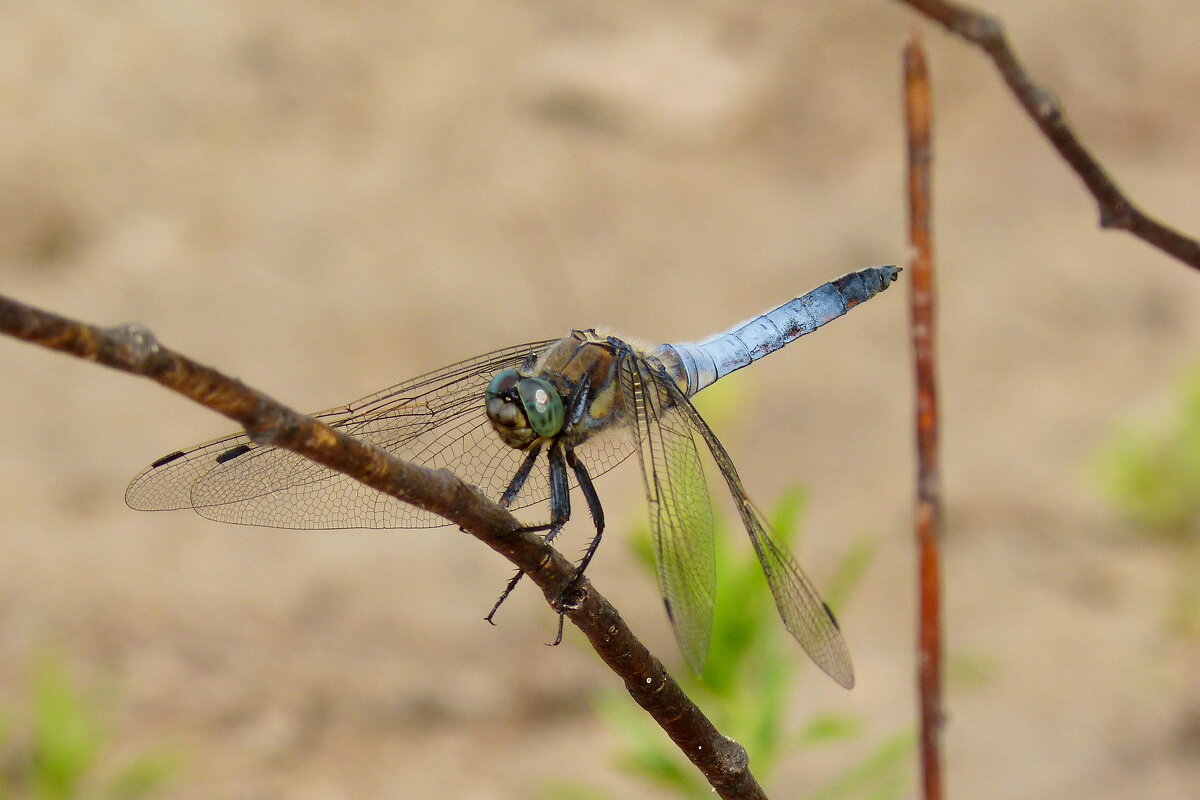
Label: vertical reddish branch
xmin=904 ymin=36 xmax=945 ymax=800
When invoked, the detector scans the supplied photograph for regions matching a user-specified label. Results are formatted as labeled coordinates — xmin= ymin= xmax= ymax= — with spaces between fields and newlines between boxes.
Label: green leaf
xmin=768 ymin=487 xmax=808 ymax=547
xmin=595 ymin=692 xmax=695 ymax=791
xmin=824 ymin=535 xmax=877 ymax=615
xmin=102 ymin=752 xmax=178 ymax=800
xmin=0 ymin=656 xmax=177 ymax=800
xmin=1091 ymin=363 xmax=1200 ymax=539
xmin=30 ymin=660 xmax=100 ymax=800
xmin=804 ymin=730 xmax=916 ymax=800
xmin=795 ymin=713 xmax=863 ymax=746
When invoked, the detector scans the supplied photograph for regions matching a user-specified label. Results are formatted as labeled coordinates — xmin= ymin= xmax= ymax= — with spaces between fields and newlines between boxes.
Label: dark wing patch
xmin=150 ymin=450 xmax=186 ymax=469
xmin=215 ymin=444 xmax=253 ymax=464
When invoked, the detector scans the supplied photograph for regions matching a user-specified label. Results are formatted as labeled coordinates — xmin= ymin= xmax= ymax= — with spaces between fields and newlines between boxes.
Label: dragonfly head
xmin=485 ymin=369 xmax=565 ymax=448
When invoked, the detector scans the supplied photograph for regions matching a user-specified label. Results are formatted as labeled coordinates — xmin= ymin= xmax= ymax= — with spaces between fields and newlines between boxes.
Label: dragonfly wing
xmin=126 ymin=341 xmax=562 ymax=529
xmin=646 ymin=358 xmax=855 ymax=689
xmin=743 ymin=499 xmax=856 ymax=688
xmin=620 ymin=352 xmax=716 ymax=675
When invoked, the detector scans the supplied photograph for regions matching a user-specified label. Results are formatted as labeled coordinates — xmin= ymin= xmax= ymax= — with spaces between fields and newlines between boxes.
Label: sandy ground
xmin=2 ymin=2 xmax=1200 ymax=798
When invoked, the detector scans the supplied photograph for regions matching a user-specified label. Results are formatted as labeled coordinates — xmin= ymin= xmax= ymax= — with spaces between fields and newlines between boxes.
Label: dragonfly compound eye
xmin=517 ymin=377 xmax=564 ymax=438
xmin=486 ymin=369 xmax=521 ymax=400
xmin=485 ymin=368 xmax=528 ymax=437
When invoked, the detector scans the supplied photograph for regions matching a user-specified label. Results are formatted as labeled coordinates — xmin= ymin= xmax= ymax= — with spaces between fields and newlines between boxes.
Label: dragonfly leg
xmin=485 ymin=570 xmax=525 ymax=625
xmin=542 ymin=441 xmax=579 ymax=646
xmin=542 ymin=440 xmax=572 ymax=544
xmin=499 ymin=441 xmax=542 ymax=508
xmin=564 ymin=371 xmax=593 ymax=427
xmin=484 ymin=442 xmax=545 ymax=625
xmin=566 ymin=449 xmax=605 ymax=576
xmin=485 ymin=440 xmax=574 ymax=626
xmin=548 ymin=448 xmax=605 ymax=646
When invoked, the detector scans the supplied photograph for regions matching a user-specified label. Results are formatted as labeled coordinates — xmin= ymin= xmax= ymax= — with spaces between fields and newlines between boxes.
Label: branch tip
xmin=898 ymin=0 xmax=1200 ymax=271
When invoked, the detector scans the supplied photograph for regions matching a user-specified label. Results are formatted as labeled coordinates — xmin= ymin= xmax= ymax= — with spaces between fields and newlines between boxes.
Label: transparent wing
xmin=620 ymin=352 xmax=716 ymax=675
xmin=631 ymin=349 xmax=855 ymax=688
xmin=126 ymin=339 xmax=636 ymax=529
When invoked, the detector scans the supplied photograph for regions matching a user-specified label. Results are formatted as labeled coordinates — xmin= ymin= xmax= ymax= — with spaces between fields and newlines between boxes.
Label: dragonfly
xmin=127 ymin=265 xmax=899 ymax=688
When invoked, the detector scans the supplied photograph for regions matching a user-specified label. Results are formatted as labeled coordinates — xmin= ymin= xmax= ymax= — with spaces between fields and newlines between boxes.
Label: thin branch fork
xmin=897 ymin=0 xmax=1200 ymax=271
xmin=0 ymin=293 xmax=769 ymax=800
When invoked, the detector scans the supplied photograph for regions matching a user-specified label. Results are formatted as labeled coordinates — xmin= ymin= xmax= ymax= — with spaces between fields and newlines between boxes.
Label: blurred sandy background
xmin=3 ymin=1 xmax=1200 ymax=798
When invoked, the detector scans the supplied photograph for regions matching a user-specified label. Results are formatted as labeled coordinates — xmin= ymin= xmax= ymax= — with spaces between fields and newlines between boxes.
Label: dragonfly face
xmin=484 ymin=369 xmax=560 ymax=446
xmin=485 ymin=330 xmax=623 ymax=450
xmin=126 ymin=265 xmax=899 ymax=688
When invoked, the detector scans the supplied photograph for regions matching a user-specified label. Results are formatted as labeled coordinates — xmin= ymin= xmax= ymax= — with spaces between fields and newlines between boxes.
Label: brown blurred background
xmin=3 ymin=1 xmax=1200 ymax=798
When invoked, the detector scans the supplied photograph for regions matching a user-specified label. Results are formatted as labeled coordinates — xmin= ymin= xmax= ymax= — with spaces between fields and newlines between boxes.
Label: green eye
xmin=518 ymin=378 xmax=564 ymax=437
xmin=486 ymin=369 xmax=520 ymax=399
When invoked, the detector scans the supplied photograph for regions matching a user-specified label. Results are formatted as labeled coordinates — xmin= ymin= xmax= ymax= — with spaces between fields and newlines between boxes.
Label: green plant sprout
xmin=1092 ymin=362 xmax=1200 ymax=637
xmin=0 ymin=657 xmax=176 ymax=800
xmin=1092 ymin=363 xmax=1200 ymax=539
xmin=544 ymin=488 xmax=913 ymax=800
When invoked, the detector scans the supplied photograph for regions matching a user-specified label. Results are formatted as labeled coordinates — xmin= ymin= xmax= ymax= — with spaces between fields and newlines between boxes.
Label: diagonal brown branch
xmin=0 ymin=294 xmax=769 ymax=800
xmin=896 ymin=0 xmax=1200 ymax=271
xmin=904 ymin=36 xmax=945 ymax=800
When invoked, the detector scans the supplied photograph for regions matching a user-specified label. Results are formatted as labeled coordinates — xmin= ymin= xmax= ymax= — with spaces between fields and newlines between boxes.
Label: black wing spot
xmin=150 ymin=450 xmax=186 ymax=468
xmin=215 ymin=444 xmax=252 ymax=464
xmin=823 ymin=601 xmax=841 ymax=631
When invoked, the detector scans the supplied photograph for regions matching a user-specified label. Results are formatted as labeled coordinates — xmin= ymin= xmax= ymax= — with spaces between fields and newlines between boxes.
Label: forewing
xmin=620 ymin=352 xmax=716 ymax=675
xmin=650 ymin=363 xmax=855 ymax=689
xmin=126 ymin=341 xmax=564 ymax=529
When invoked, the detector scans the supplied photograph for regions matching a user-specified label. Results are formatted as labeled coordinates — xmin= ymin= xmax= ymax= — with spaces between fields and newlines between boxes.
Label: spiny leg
xmin=500 ymin=441 xmax=542 ymax=509
xmin=542 ymin=440 xmax=572 ymax=543
xmin=485 ymin=442 xmax=546 ymax=625
xmin=485 ymin=440 xmax=573 ymax=624
xmin=538 ymin=440 xmax=576 ymax=646
xmin=565 ymin=447 xmax=605 ymax=581
xmin=548 ymin=446 xmax=606 ymax=646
